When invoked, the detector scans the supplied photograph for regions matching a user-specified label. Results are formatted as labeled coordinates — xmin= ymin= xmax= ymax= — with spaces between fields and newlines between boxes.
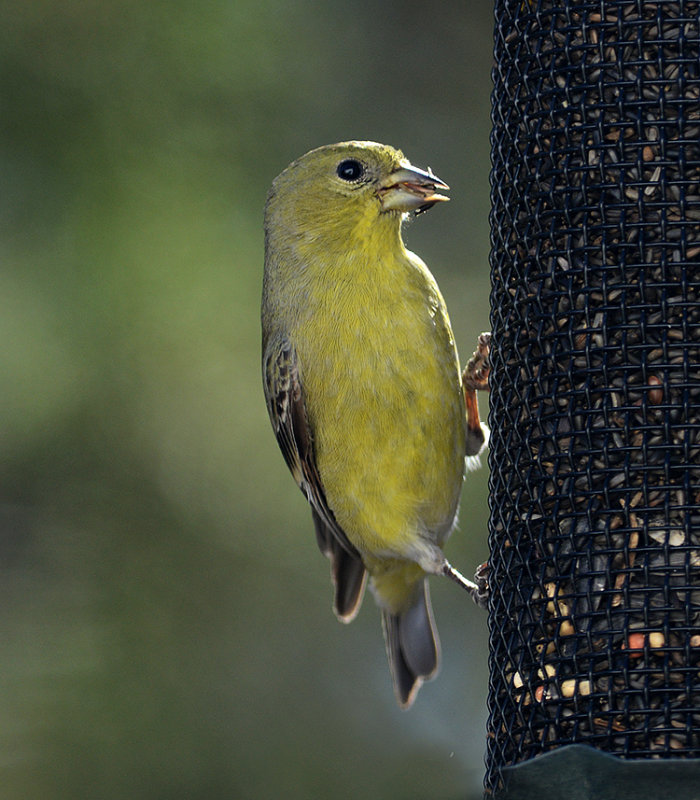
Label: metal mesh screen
xmin=486 ymin=0 xmax=700 ymax=793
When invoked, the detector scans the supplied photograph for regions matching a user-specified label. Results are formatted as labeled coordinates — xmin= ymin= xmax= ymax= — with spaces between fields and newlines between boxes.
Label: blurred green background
xmin=0 ymin=1 xmax=493 ymax=797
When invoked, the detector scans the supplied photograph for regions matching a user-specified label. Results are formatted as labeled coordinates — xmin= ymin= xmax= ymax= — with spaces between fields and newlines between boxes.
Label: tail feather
xmin=381 ymin=579 xmax=440 ymax=709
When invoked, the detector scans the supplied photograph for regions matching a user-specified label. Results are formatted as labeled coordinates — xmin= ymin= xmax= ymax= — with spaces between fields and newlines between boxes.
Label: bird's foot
xmin=472 ymin=561 xmax=490 ymax=608
xmin=442 ymin=560 xmax=489 ymax=609
xmin=462 ymin=331 xmax=491 ymax=392
xmin=463 ymin=332 xmax=491 ymax=456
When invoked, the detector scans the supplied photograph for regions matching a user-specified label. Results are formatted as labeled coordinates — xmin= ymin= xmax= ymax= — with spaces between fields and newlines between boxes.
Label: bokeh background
xmin=1 ymin=1 xmax=493 ymax=797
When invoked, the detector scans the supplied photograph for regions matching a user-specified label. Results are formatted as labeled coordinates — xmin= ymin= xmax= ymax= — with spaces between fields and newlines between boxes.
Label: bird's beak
xmin=377 ymin=162 xmax=450 ymax=214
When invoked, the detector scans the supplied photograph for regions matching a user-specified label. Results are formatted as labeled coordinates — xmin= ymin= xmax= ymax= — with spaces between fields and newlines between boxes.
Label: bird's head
xmin=265 ymin=141 xmax=449 ymax=244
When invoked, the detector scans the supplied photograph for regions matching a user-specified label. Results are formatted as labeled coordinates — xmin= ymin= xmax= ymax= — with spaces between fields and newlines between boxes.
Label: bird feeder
xmin=485 ymin=1 xmax=700 ymax=796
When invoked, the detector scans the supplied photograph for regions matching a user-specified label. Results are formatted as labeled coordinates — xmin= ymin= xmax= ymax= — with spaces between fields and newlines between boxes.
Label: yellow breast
xmin=292 ymin=243 xmax=467 ymax=560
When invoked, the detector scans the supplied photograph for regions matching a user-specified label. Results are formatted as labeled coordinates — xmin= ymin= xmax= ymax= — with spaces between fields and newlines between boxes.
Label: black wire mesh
xmin=486 ymin=0 xmax=700 ymax=794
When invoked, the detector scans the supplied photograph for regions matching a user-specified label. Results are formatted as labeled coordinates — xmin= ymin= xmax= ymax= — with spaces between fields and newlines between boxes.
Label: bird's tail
xmin=375 ymin=572 xmax=440 ymax=709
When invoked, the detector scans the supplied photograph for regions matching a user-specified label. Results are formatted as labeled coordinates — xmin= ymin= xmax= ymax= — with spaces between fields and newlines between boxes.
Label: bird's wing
xmin=263 ymin=337 xmax=367 ymax=621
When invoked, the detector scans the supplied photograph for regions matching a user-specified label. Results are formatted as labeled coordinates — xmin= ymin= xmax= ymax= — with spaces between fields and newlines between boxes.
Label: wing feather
xmin=263 ymin=337 xmax=367 ymax=620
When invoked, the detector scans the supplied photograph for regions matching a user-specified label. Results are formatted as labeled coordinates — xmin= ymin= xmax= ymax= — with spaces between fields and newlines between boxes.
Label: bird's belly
xmin=305 ymin=319 xmax=466 ymax=559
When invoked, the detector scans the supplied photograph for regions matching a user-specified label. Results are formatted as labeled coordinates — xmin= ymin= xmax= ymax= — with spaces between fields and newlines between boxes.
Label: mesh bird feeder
xmin=486 ymin=1 xmax=700 ymax=796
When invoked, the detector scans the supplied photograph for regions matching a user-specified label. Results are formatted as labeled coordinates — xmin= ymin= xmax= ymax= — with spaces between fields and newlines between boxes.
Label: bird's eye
xmin=336 ymin=159 xmax=364 ymax=182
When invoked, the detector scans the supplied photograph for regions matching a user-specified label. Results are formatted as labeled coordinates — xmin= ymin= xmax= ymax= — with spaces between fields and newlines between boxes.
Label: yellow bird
xmin=262 ymin=141 xmax=489 ymax=708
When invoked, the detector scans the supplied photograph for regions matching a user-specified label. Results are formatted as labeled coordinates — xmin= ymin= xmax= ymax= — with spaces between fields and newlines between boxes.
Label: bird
xmin=261 ymin=141 xmax=489 ymax=708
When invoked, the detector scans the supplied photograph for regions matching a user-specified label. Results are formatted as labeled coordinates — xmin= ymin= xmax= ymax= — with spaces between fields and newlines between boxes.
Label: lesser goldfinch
xmin=262 ymin=141 xmax=488 ymax=708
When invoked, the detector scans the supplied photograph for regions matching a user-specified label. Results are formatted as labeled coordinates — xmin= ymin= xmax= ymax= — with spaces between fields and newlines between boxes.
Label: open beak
xmin=378 ymin=162 xmax=450 ymax=214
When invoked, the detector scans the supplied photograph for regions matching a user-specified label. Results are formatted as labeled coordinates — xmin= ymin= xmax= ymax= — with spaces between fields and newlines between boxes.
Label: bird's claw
xmin=472 ymin=560 xmax=490 ymax=608
xmin=462 ymin=331 xmax=491 ymax=392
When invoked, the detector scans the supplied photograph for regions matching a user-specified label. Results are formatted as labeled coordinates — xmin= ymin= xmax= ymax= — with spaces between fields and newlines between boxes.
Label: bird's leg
xmin=462 ymin=331 xmax=491 ymax=456
xmin=457 ymin=332 xmax=491 ymax=608
xmin=442 ymin=560 xmax=490 ymax=608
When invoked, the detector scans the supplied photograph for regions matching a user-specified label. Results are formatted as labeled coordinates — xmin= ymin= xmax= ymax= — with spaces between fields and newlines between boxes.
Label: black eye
xmin=336 ymin=159 xmax=364 ymax=182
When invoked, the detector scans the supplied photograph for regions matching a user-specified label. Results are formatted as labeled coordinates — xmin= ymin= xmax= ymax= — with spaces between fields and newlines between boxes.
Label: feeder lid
xmin=495 ymin=744 xmax=700 ymax=800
